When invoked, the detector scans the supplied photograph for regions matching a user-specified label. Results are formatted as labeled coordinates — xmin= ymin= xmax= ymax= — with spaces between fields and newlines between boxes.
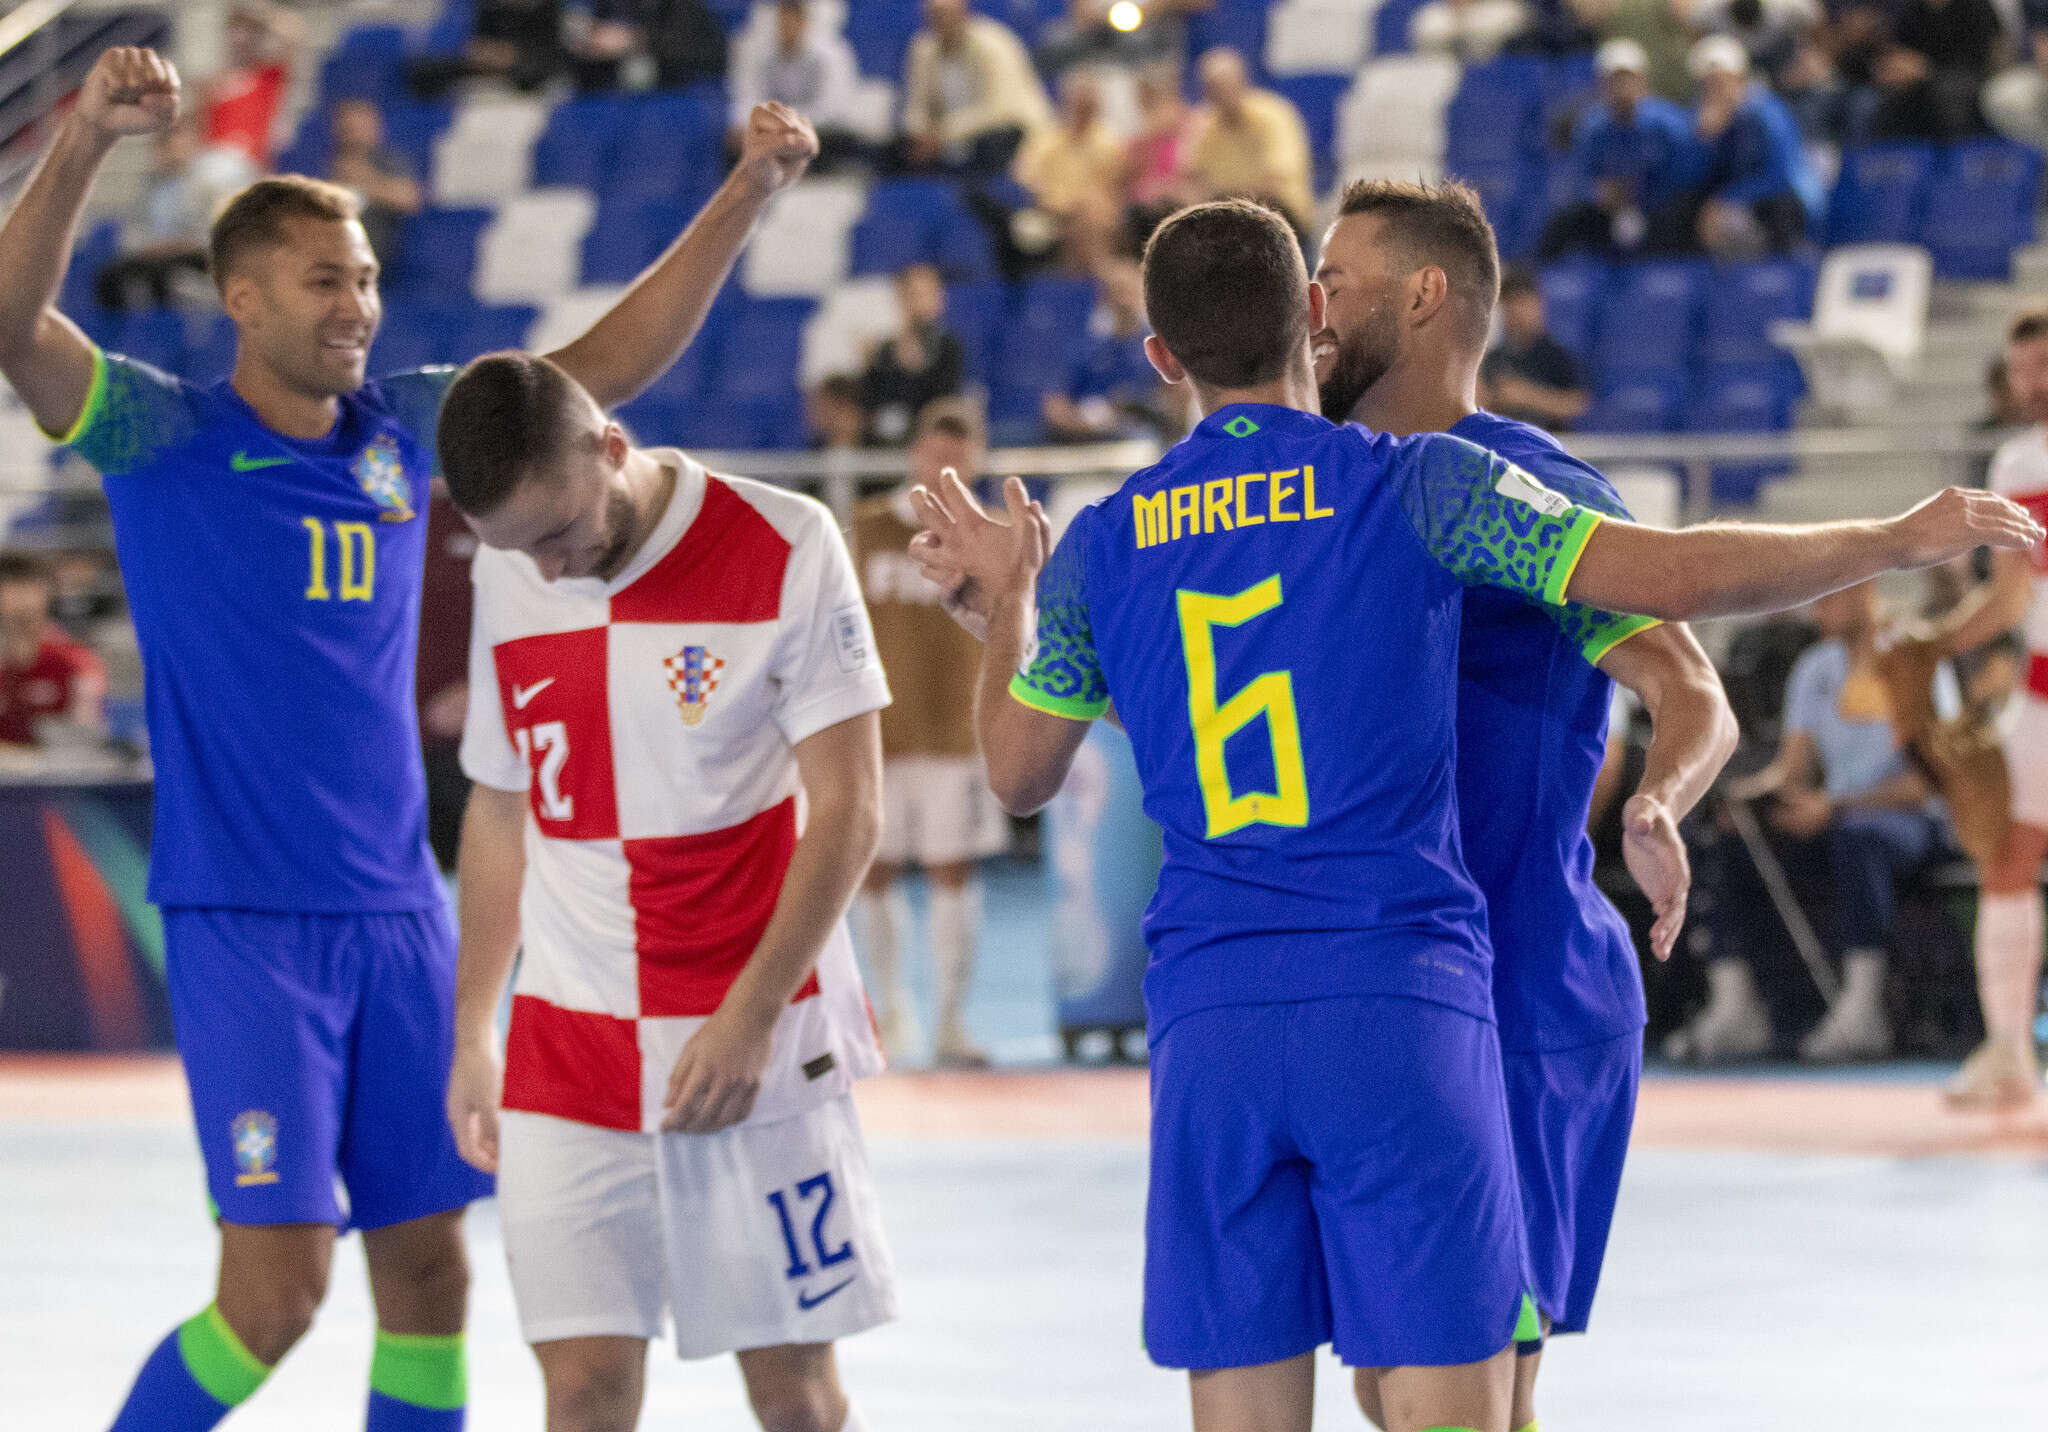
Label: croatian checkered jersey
xmin=461 ymin=452 xmax=892 ymax=1132
xmin=1989 ymin=428 xmax=2048 ymax=698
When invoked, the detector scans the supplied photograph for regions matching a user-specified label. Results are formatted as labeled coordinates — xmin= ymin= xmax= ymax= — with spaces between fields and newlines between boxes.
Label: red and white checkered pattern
xmin=462 ymin=454 xmax=892 ymax=1132
xmin=1989 ymin=429 xmax=2048 ymax=699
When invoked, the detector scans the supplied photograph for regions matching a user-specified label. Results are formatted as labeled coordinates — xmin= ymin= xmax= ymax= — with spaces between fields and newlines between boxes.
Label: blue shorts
xmin=1503 ymin=1030 xmax=1641 ymax=1340
xmin=166 ymin=907 xmax=494 ymax=1231
xmin=1144 ymin=994 xmax=1529 ymax=1371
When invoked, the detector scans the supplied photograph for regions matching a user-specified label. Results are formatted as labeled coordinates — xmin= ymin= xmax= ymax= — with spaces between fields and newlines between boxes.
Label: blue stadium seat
xmin=1537 ymin=259 xmax=1608 ymax=362
xmin=1445 ymin=57 xmax=1546 ymax=172
xmin=999 ymin=276 xmax=1097 ymax=395
xmin=112 ymin=311 xmax=185 ymax=373
xmin=582 ymin=198 xmax=690 ymax=284
xmin=62 ymin=220 xmax=120 ymax=318
xmin=387 ymin=208 xmax=493 ymax=300
xmin=1453 ymin=161 xmax=1538 ymax=263
xmin=943 ymin=279 xmax=1007 ymax=381
xmin=1689 ymin=364 xmax=1797 ymax=502
xmin=934 ymin=211 xmax=996 ymax=282
xmin=319 ymin=52 xmax=399 ymax=104
xmin=637 ymin=342 xmax=708 ymax=406
xmin=1922 ymin=139 xmax=2044 ymax=281
xmin=846 ymin=2 xmax=921 ymax=83
xmin=463 ymin=305 xmax=538 ymax=357
xmin=1593 ymin=259 xmax=1707 ymax=380
xmin=1187 ymin=1 xmax=1269 ymax=75
xmin=532 ymin=95 xmax=630 ymax=190
xmin=380 ymin=100 xmax=457 ymax=181
xmin=714 ymin=298 xmax=816 ymax=402
xmin=602 ymin=92 xmax=721 ymax=202
xmin=1542 ymin=52 xmax=1599 ymax=134
xmin=420 ymin=0 xmax=474 ymax=57
xmin=849 ymin=207 xmax=935 ymax=276
xmin=181 ymin=314 xmax=239 ymax=383
xmin=369 ymin=316 xmax=441 ymax=376
xmin=1701 ymin=257 xmax=1817 ymax=368
xmin=336 ymin=23 xmax=408 ymax=57
xmin=1273 ymin=75 xmax=1349 ymax=195
xmin=1580 ymin=377 xmax=1684 ymax=434
xmin=987 ymin=384 xmax=1047 ymax=447
xmin=1827 ymin=143 xmax=1935 ymax=246
xmin=1374 ymin=0 xmax=1431 ymax=56
xmin=616 ymin=394 xmax=691 ymax=447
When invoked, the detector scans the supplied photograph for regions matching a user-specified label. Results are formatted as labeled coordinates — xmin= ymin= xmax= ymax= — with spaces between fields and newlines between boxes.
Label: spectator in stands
xmin=408 ymin=0 xmax=563 ymax=97
xmin=1536 ymin=39 xmax=1699 ymax=262
xmin=1868 ymin=0 xmax=2002 ymax=141
xmin=1684 ymin=36 xmax=1821 ymax=258
xmin=901 ymin=0 xmax=1055 ymax=177
xmin=1411 ymin=0 xmax=1533 ymax=64
xmin=861 ymin=263 xmax=966 ymax=444
xmin=1013 ymin=70 xmax=1127 ymax=273
xmin=1479 ymin=268 xmax=1591 ymax=432
xmin=1690 ymin=0 xmax=1820 ymax=86
xmin=564 ymin=0 xmax=728 ymax=91
xmin=807 ymin=373 xmax=869 ymax=451
xmin=1043 ymin=256 xmax=1174 ymax=442
xmin=1672 ymin=580 xmax=1955 ymax=1063
xmin=1982 ymin=6 xmax=2048 ymax=153
xmin=1179 ymin=47 xmax=1315 ymax=236
xmin=1777 ymin=35 xmax=1857 ymax=146
xmin=1037 ymin=0 xmax=1186 ymax=81
xmin=1570 ymin=0 xmax=1696 ymax=102
xmin=94 ymin=119 xmax=255 ymax=312
xmin=324 ymin=100 xmax=422 ymax=271
xmin=0 ymin=552 xmax=106 ymax=762
xmin=851 ymin=398 xmax=1009 ymax=1067
xmin=1124 ymin=62 xmax=1196 ymax=242
xmin=729 ymin=0 xmax=864 ymax=169
xmin=201 ymin=1 xmax=299 ymax=169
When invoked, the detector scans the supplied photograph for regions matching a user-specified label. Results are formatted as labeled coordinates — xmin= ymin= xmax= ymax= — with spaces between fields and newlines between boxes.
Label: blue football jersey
xmin=1450 ymin=413 xmax=1656 ymax=1051
xmin=1012 ymin=403 xmax=1644 ymax=1034
xmin=55 ymin=348 xmax=454 ymax=911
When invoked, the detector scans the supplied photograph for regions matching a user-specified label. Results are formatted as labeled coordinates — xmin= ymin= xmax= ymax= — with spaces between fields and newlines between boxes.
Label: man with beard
xmin=1312 ymin=178 xmax=1738 ymax=1432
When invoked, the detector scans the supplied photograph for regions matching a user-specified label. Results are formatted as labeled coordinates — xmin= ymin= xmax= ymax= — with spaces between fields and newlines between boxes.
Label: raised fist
xmin=77 ymin=47 xmax=181 ymax=138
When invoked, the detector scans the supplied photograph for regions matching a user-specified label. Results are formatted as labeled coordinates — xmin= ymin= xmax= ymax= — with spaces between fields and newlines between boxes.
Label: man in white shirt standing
xmin=730 ymin=2 xmax=866 ymax=171
xmin=439 ymin=350 xmax=896 ymax=1432
xmin=1933 ymin=309 xmax=2048 ymax=1109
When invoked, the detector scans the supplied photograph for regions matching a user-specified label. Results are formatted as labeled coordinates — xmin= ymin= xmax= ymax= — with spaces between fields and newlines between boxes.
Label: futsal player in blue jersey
xmin=0 ymin=47 xmax=821 ymax=1432
xmin=1312 ymin=180 xmax=1735 ymax=1432
xmin=908 ymin=200 xmax=2040 ymax=1432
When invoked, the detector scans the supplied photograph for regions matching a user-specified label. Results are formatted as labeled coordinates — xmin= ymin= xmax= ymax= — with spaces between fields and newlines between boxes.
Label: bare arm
xmin=661 ymin=711 xmax=883 ymax=1133
xmin=1597 ymin=623 xmax=1739 ymax=958
xmin=543 ymin=103 xmax=819 ymax=410
xmin=0 ymin=48 xmax=180 ymax=436
xmin=1565 ymin=488 xmax=2044 ymax=622
xmin=445 ymin=781 xmax=529 ymax=1173
xmin=1928 ymin=548 xmax=2033 ymax=658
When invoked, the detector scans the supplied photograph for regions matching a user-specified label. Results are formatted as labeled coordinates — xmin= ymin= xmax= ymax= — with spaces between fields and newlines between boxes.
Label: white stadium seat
xmin=430 ymin=94 xmax=550 ymax=205
xmin=800 ymin=275 xmax=901 ymax=389
xmin=743 ymin=177 xmax=870 ymax=296
xmin=1339 ymin=54 xmax=1461 ymax=171
xmin=473 ymin=188 xmax=599 ymax=305
xmin=1266 ymin=1 xmax=1378 ymax=76
xmin=1772 ymin=243 xmax=1933 ymax=422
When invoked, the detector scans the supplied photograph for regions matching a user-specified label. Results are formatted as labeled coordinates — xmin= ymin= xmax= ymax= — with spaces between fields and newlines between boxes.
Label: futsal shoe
xmin=1941 ymin=1039 xmax=2041 ymax=1111
xmin=933 ymin=1024 xmax=991 ymax=1070
xmin=1799 ymin=953 xmax=1893 ymax=1062
xmin=1663 ymin=960 xmax=1772 ymax=1062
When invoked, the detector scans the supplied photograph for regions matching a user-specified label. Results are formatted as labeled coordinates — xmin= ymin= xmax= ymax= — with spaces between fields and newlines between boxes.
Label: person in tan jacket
xmin=849 ymin=399 xmax=1010 ymax=1065
xmin=902 ymin=0 xmax=1054 ymax=175
xmin=1180 ymin=47 xmax=1316 ymax=235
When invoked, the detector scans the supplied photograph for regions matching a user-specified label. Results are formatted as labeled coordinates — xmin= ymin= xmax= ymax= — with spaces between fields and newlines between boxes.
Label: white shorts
xmin=498 ymin=1094 xmax=898 ymax=1359
xmin=2006 ymin=691 xmax=2048 ymax=831
xmin=876 ymin=754 xmax=1009 ymax=867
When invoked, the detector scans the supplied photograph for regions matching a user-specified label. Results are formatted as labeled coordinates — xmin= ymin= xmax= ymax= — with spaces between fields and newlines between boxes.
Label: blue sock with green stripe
xmin=366 ymin=1329 xmax=466 ymax=1430
xmin=109 ymin=1305 xmax=271 ymax=1431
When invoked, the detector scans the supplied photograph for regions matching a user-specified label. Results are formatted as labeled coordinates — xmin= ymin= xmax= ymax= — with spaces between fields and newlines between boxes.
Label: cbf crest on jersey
xmin=231 ymin=1110 xmax=279 ymax=1187
xmin=664 ymin=645 xmax=724 ymax=726
xmin=352 ymin=433 xmax=414 ymax=522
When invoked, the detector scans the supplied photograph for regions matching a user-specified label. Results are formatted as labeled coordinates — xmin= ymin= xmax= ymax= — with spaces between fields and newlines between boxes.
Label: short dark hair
xmin=2009 ymin=309 xmax=2048 ymax=346
xmin=0 ymin=550 xmax=50 ymax=587
xmin=1336 ymin=178 xmax=1501 ymax=341
xmin=912 ymin=395 xmax=983 ymax=446
xmin=437 ymin=351 xmax=595 ymax=516
xmin=1142 ymin=199 xmax=1307 ymax=390
xmin=209 ymin=175 xmax=362 ymax=287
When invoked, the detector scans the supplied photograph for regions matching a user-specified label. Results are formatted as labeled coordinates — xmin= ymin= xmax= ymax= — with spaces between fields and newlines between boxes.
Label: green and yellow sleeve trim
xmin=40 ymin=343 xmax=107 ymax=446
xmin=1009 ymin=674 xmax=1109 ymax=722
xmin=1582 ymin=612 xmax=1661 ymax=666
xmin=1540 ymin=509 xmax=1604 ymax=607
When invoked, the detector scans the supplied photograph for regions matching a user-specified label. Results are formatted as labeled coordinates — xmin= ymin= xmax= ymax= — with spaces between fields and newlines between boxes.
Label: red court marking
xmin=3 ymin=1059 xmax=2045 ymax=1158
xmin=39 ymin=808 xmax=148 ymax=1051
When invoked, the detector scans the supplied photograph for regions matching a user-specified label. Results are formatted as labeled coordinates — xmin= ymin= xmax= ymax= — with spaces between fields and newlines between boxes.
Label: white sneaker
xmin=1666 ymin=961 xmax=1772 ymax=1063
xmin=1800 ymin=953 xmax=1893 ymax=1063
xmin=1942 ymin=1039 xmax=2041 ymax=1111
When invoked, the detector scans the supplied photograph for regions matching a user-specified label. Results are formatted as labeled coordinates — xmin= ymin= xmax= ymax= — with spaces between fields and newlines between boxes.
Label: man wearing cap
xmin=1536 ymin=39 xmax=1702 ymax=262
xmin=1683 ymin=34 xmax=1821 ymax=258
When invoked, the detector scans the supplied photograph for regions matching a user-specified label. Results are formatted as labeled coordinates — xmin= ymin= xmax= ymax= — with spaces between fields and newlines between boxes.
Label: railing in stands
xmin=0 ymin=2 xmax=172 ymax=196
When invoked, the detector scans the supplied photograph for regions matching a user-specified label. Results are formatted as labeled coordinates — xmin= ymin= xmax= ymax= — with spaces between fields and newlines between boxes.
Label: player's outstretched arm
xmin=1922 ymin=547 xmax=2034 ymax=658
xmin=0 ymin=47 xmax=179 ymax=436
xmin=663 ymin=710 xmax=883 ymax=1134
xmin=543 ymin=102 xmax=819 ymax=410
xmin=1564 ymin=488 xmax=2045 ymax=622
xmin=447 ymin=782 xmax=529 ymax=1173
xmin=911 ymin=472 xmax=1093 ymax=815
xmin=1597 ymin=623 xmax=1739 ymax=960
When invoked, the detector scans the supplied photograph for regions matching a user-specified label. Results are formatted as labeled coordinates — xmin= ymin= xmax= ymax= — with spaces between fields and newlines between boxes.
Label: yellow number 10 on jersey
xmin=1177 ymin=575 xmax=1309 ymax=838
xmin=303 ymin=518 xmax=376 ymax=602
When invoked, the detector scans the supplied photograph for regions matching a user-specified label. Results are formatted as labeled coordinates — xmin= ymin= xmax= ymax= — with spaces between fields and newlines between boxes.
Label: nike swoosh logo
xmin=796 ymin=1276 xmax=856 ymax=1311
xmin=511 ymin=678 xmax=556 ymax=709
xmin=229 ymin=451 xmax=293 ymax=472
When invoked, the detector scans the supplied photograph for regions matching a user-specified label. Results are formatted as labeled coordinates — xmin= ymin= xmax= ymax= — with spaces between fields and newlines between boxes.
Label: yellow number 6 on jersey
xmin=1177 ymin=576 xmax=1309 ymax=838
